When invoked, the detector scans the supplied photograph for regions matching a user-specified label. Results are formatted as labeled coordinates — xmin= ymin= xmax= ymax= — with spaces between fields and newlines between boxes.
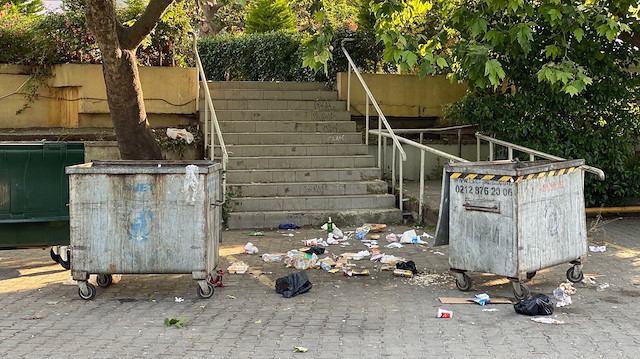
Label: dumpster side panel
xmin=516 ymin=170 xmax=587 ymax=272
xmin=448 ymin=177 xmax=517 ymax=276
xmin=70 ymin=172 xmax=210 ymax=274
xmin=205 ymin=172 xmax=221 ymax=273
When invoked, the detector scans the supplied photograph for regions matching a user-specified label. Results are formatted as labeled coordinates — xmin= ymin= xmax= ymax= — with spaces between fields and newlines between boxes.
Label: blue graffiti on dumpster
xmin=130 ymin=208 xmax=153 ymax=242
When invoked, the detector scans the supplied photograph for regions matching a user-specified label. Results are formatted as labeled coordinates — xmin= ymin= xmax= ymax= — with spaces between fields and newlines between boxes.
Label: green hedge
xmin=197 ymin=28 xmax=387 ymax=82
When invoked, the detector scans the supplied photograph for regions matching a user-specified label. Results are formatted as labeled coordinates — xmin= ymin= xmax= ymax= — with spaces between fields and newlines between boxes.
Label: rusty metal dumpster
xmin=66 ymin=161 xmax=222 ymax=300
xmin=435 ymin=159 xmax=588 ymax=299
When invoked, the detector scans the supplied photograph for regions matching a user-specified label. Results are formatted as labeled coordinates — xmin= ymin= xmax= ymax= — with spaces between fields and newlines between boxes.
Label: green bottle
xmin=327 ymin=217 xmax=333 ymax=233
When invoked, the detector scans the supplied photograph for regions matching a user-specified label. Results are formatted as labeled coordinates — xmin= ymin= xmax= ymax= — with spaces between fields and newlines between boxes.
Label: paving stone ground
xmin=1 ymin=217 xmax=639 ymax=358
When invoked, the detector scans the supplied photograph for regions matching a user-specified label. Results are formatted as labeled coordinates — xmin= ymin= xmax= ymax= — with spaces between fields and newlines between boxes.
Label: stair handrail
xmin=475 ymin=132 xmax=605 ymax=180
xmin=193 ymin=34 xmax=229 ymax=197
xmin=341 ymin=39 xmax=406 ymax=165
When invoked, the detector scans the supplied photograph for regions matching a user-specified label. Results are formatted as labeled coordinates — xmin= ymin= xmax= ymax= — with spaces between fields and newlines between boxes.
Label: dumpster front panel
xmin=448 ymin=176 xmax=518 ymax=276
xmin=69 ymin=162 xmax=220 ymax=275
xmin=516 ymin=168 xmax=586 ymax=272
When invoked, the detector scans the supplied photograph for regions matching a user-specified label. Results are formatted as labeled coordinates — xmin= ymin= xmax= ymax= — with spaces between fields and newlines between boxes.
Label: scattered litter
xmin=386 ymin=234 xmax=398 ymax=242
xmin=46 ymin=301 xmax=59 ymax=305
xmin=343 ymin=250 xmax=370 ymax=260
xmin=531 ymin=317 xmax=564 ymax=325
xmin=293 ymin=346 xmax=308 ymax=353
xmin=227 ymin=295 xmax=236 ymax=299
xmin=514 ymin=294 xmax=554 ymax=316
xmin=380 ymin=254 xmax=405 ymax=264
xmin=344 ymin=269 xmax=370 ymax=276
xmin=400 ymin=230 xmax=428 ymax=244
xmin=254 ymin=319 xmax=262 ymax=324
xmin=433 ymin=251 xmax=445 ymax=256
xmin=589 ymin=245 xmax=606 ymax=252
xmin=597 ymin=283 xmax=610 ymax=292
xmin=394 ymin=269 xmax=413 ymax=278
xmin=396 ymin=260 xmax=418 ymax=275
xmin=320 ymin=262 xmax=331 ymax=270
xmin=558 ymin=282 xmax=577 ymax=295
xmin=439 ymin=297 xmax=512 ymax=304
xmin=304 ymin=239 xmax=318 ymax=246
xmin=283 ymin=233 xmax=295 ymax=237
xmin=227 ymin=261 xmax=249 ymax=274
xmin=553 ymin=286 xmax=573 ymax=307
xmin=328 ymin=268 xmax=340 ymax=273
xmin=244 ymin=242 xmax=258 ymax=254
xmin=421 ymin=232 xmax=434 ymax=238
xmin=279 ymin=223 xmax=300 ymax=230
xmin=482 ymin=308 xmax=499 ymax=312
xmin=436 ymin=308 xmax=453 ymax=318
xmin=472 ymin=293 xmax=491 ymax=306
xmin=174 ymin=297 xmax=184 ymax=303
xmin=167 ymin=128 xmax=194 ymax=144
xmin=370 ymin=234 xmax=380 ymax=240
xmin=262 ymin=253 xmax=285 ymax=263
xmin=380 ymin=265 xmax=394 ymax=271
xmin=248 ymin=232 xmax=264 ymax=236
xmin=363 ymin=223 xmax=387 ymax=233
xmin=476 ymin=293 xmax=490 ymax=300
xmin=206 ymin=269 xmax=225 ymax=287
xmin=582 ymin=276 xmax=597 ymax=285
xmin=386 ymin=242 xmax=404 ymax=249
xmin=303 ymin=246 xmax=325 ymax=255
xmin=321 ymin=222 xmax=343 ymax=237
xmin=275 ymin=271 xmax=312 ymax=298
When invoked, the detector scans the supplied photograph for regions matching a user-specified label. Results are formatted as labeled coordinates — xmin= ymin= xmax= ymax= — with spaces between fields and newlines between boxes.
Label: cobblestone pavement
xmin=1 ymin=217 xmax=639 ymax=358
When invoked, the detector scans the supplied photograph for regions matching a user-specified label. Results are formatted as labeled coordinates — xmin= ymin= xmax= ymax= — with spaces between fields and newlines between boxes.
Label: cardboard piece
xmin=439 ymin=297 xmax=513 ymax=304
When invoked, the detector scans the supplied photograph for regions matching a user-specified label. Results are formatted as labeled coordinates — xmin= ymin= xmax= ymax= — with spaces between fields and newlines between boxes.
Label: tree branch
xmin=121 ymin=0 xmax=175 ymax=49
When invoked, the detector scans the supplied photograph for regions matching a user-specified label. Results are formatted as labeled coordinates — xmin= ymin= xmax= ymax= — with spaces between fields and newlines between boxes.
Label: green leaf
xmin=573 ymin=28 xmax=584 ymax=42
xmin=436 ymin=56 xmax=448 ymax=69
xmin=470 ymin=18 xmax=489 ymax=38
xmin=484 ymin=59 xmax=506 ymax=88
xmin=293 ymin=346 xmax=309 ymax=352
xmin=403 ymin=51 xmax=418 ymax=68
xmin=164 ymin=318 xmax=170 ymax=326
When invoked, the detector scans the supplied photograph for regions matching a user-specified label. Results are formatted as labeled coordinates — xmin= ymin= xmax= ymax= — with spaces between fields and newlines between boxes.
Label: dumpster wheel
xmin=512 ymin=281 xmax=530 ymax=301
xmin=97 ymin=274 xmax=113 ymax=288
xmin=454 ymin=273 xmax=472 ymax=292
xmin=197 ymin=281 xmax=215 ymax=299
xmin=50 ymin=248 xmax=60 ymax=264
xmin=78 ymin=282 xmax=96 ymax=300
xmin=59 ymin=249 xmax=71 ymax=270
xmin=566 ymin=265 xmax=584 ymax=283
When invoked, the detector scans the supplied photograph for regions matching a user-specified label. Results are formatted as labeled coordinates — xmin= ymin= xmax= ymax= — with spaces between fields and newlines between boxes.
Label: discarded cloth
xmin=303 ymin=246 xmax=325 ymax=255
xmin=275 ymin=271 xmax=312 ymax=298
xmin=279 ymin=223 xmax=300 ymax=230
xmin=514 ymin=294 xmax=554 ymax=316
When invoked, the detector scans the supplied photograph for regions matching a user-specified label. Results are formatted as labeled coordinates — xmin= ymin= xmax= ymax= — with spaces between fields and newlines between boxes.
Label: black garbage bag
xmin=275 ymin=271 xmax=312 ymax=298
xmin=303 ymin=246 xmax=325 ymax=255
xmin=396 ymin=260 xmax=418 ymax=274
xmin=514 ymin=294 xmax=554 ymax=316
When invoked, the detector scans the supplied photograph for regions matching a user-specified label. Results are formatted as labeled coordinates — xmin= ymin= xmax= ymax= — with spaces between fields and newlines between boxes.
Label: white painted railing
xmin=193 ymin=35 xmax=228 ymax=196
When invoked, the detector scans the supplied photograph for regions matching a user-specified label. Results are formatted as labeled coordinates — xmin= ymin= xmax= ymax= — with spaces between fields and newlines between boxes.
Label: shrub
xmin=245 ymin=0 xmax=296 ymax=34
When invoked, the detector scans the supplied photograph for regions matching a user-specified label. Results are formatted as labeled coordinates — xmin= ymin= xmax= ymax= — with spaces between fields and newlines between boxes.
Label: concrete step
xmin=218 ymin=121 xmax=356 ymax=133
xmin=227 ymin=155 xmax=375 ymax=170
xmin=226 ymin=167 xmax=382 ymax=183
xmin=227 ymin=180 xmax=388 ymax=197
xmin=209 ymin=89 xmax=337 ymax=101
xmin=214 ymin=144 xmax=369 ymax=157
xmin=207 ymin=81 xmax=328 ymax=91
xmin=232 ymin=194 xmax=396 ymax=212
xmin=226 ymin=208 xmax=402 ymax=229
xmin=210 ymin=109 xmax=351 ymax=122
xmin=221 ymin=132 xmax=362 ymax=145
xmin=210 ymin=99 xmax=345 ymax=111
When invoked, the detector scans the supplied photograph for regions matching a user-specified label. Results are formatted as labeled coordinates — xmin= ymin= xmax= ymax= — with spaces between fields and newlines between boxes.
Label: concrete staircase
xmin=202 ymin=81 xmax=401 ymax=229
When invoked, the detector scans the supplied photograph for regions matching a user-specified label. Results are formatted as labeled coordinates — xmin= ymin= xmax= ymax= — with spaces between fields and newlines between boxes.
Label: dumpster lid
xmin=65 ymin=160 xmax=221 ymax=174
xmin=445 ymin=159 xmax=585 ymax=177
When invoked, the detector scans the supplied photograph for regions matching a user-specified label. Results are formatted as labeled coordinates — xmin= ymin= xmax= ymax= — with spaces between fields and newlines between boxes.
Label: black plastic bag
xmin=303 ymin=246 xmax=325 ymax=255
xmin=514 ymin=294 xmax=554 ymax=316
xmin=275 ymin=271 xmax=312 ymax=298
xmin=396 ymin=260 xmax=418 ymax=274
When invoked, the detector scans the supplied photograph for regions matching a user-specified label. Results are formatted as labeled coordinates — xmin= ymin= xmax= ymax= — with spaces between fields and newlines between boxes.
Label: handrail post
xmin=347 ymin=65 xmax=351 ymax=111
xmin=365 ymin=95 xmax=370 ymax=145
xmin=457 ymin=129 xmax=462 ymax=158
xmin=419 ymin=149 xmax=425 ymax=222
xmin=530 ymin=153 xmax=535 ymax=161
xmin=378 ymin=117 xmax=382 ymax=169
xmin=391 ymin=144 xmax=396 ymax=191
xmin=399 ymin=155 xmax=403 ymax=214
xmin=489 ymin=141 xmax=494 ymax=161
xmin=477 ymin=135 xmax=481 ymax=161
xmin=508 ymin=147 xmax=513 ymax=160
xmin=204 ymin=97 xmax=209 ymax=158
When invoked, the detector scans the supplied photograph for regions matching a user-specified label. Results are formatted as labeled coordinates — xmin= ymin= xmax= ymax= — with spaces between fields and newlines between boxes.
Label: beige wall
xmin=337 ymin=72 xmax=467 ymax=119
xmin=0 ymin=64 xmax=197 ymax=129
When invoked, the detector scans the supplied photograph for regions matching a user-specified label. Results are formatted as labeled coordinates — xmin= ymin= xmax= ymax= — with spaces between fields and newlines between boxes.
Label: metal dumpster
xmin=66 ymin=160 xmax=222 ymax=300
xmin=434 ymin=159 xmax=588 ymax=299
xmin=0 ymin=142 xmax=85 ymax=267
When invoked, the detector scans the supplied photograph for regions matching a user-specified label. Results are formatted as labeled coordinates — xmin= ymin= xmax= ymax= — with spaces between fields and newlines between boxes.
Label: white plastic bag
xmin=244 ymin=242 xmax=258 ymax=254
xmin=167 ymin=128 xmax=194 ymax=144
xmin=182 ymin=165 xmax=199 ymax=204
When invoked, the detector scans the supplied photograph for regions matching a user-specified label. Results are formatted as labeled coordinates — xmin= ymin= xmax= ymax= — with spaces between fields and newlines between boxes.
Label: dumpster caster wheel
xmin=566 ymin=266 xmax=584 ymax=283
xmin=97 ymin=274 xmax=113 ymax=288
xmin=59 ymin=249 xmax=71 ymax=270
xmin=526 ymin=271 xmax=536 ymax=280
xmin=512 ymin=282 xmax=530 ymax=301
xmin=50 ymin=248 xmax=60 ymax=263
xmin=455 ymin=273 xmax=472 ymax=292
xmin=197 ymin=281 xmax=214 ymax=299
xmin=78 ymin=282 xmax=96 ymax=300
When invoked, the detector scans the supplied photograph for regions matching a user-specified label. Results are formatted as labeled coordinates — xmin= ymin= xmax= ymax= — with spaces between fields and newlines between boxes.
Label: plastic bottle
xmin=327 ymin=217 xmax=333 ymax=234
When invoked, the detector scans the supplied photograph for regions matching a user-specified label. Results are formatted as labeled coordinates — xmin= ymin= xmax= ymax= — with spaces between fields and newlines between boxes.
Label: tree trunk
xmin=198 ymin=0 xmax=225 ymax=35
xmin=86 ymin=0 xmax=173 ymax=160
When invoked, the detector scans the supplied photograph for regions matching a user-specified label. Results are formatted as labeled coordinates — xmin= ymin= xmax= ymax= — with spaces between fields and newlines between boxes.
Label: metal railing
xmin=476 ymin=132 xmax=606 ymax=180
xmin=193 ymin=34 xmax=229 ymax=196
